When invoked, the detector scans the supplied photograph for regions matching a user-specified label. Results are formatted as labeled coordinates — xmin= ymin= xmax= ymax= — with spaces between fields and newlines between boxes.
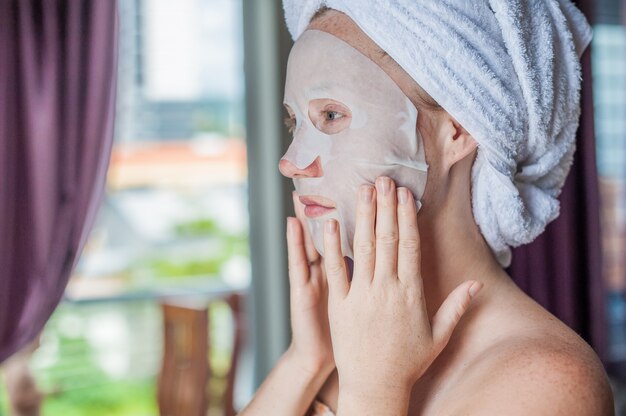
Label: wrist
xmin=284 ymin=344 xmax=335 ymax=381
xmin=337 ymin=382 xmax=412 ymax=415
xmin=339 ymin=380 xmax=413 ymax=402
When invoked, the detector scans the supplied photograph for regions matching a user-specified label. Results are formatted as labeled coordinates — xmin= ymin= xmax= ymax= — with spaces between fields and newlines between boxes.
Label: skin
xmin=240 ymin=9 xmax=614 ymax=416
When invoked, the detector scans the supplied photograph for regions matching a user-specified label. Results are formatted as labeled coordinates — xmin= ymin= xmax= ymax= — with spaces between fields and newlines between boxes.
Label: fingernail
xmin=325 ymin=219 xmax=337 ymax=235
xmin=397 ymin=187 xmax=408 ymax=205
xmin=469 ymin=281 xmax=483 ymax=298
xmin=376 ymin=176 xmax=392 ymax=196
xmin=360 ymin=185 xmax=373 ymax=203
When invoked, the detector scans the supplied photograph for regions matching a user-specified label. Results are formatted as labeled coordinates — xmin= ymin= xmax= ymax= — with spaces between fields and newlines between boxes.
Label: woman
xmin=241 ymin=2 xmax=614 ymax=415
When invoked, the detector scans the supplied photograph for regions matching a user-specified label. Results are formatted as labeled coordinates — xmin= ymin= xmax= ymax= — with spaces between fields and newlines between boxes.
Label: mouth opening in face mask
xmin=299 ymin=194 xmax=337 ymax=218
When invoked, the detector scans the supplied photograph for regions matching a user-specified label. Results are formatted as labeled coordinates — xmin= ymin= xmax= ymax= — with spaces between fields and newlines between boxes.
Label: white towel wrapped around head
xmin=282 ymin=0 xmax=593 ymax=267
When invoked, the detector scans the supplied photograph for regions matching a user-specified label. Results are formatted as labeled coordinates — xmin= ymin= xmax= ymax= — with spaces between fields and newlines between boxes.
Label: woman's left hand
xmin=322 ymin=176 xmax=483 ymax=407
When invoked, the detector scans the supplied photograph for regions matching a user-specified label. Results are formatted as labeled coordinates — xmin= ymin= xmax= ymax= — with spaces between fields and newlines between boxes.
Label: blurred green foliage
xmin=134 ymin=217 xmax=249 ymax=280
xmin=146 ymin=257 xmax=224 ymax=279
xmin=0 ymin=300 xmax=237 ymax=415
xmin=42 ymin=380 xmax=156 ymax=416
xmin=173 ymin=217 xmax=221 ymax=237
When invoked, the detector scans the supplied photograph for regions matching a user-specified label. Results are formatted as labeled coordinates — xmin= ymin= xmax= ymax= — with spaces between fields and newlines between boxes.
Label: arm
xmin=239 ymin=347 xmax=333 ymax=416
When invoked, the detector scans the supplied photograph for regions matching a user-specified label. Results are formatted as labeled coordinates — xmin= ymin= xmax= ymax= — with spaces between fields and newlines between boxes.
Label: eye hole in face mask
xmin=284 ymin=115 xmax=296 ymax=134
xmin=308 ymin=98 xmax=351 ymax=135
xmin=283 ymin=103 xmax=297 ymax=135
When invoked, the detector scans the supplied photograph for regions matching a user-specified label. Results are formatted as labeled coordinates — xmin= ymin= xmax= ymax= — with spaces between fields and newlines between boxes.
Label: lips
xmin=299 ymin=194 xmax=336 ymax=218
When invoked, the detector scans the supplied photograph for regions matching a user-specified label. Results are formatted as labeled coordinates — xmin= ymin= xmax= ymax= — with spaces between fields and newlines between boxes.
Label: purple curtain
xmin=508 ymin=0 xmax=608 ymax=362
xmin=0 ymin=1 xmax=118 ymax=363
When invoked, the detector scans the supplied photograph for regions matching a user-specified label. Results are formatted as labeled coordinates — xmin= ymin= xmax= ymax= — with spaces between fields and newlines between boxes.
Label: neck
xmin=417 ymin=191 xmax=509 ymax=320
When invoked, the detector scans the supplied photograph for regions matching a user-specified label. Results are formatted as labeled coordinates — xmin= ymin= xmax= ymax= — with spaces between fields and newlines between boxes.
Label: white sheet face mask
xmin=280 ymin=29 xmax=428 ymax=259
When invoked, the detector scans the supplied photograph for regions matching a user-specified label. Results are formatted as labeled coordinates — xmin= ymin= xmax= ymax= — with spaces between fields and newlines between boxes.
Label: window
xmin=593 ymin=1 xmax=626 ymax=376
xmin=0 ymin=1 xmax=251 ymax=414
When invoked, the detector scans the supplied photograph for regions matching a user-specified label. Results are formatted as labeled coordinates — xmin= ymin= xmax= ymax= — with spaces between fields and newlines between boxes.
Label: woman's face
xmin=279 ymin=30 xmax=428 ymax=258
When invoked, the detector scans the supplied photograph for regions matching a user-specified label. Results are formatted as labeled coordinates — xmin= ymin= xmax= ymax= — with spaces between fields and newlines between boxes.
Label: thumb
xmin=431 ymin=280 xmax=483 ymax=352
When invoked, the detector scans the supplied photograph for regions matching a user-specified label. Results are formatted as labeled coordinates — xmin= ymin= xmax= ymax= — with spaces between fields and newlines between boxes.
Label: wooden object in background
xmin=222 ymin=293 xmax=245 ymax=416
xmin=157 ymin=303 xmax=209 ymax=416
xmin=157 ymin=292 xmax=246 ymax=416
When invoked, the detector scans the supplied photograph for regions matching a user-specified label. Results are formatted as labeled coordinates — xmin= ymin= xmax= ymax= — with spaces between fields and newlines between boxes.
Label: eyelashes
xmin=323 ymin=110 xmax=343 ymax=121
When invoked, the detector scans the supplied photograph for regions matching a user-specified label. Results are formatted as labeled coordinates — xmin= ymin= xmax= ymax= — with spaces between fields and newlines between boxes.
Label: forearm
xmin=239 ymin=347 xmax=334 ymax=416
xmin=336 ymin=384 xmax=412 ymax=416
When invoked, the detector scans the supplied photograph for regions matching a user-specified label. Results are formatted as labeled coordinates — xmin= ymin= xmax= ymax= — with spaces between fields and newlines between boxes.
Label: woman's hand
xmin=238 ymin=192 xmax=333 ymax=416
xmin=286 ymin=191 xmax=335 ymax=377
xmin=323 ymin=177 xmax=482 ymax=408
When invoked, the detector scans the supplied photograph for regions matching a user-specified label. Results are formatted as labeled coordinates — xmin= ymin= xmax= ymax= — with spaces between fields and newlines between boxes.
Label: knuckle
xmin=355 ymin=240 xmax=375 ymax=255
xmin=376 ymin=232 xmax=398 ymax=246
xmin=326 ymin=261 xmax=344 ymax=276
xmin=399 ymin=237 xmax=420 ymax=252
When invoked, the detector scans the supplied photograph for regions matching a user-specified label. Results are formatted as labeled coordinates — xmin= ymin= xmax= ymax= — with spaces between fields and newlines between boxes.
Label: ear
xmin=441 ymin=118 xmax=478 ymax=171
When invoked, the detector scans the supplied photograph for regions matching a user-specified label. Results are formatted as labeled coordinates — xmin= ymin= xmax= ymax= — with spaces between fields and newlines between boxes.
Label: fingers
xmin=286 ymin=217 xmax=310 ymax=287
xmin=292 ymin=191 xmax=321 ymax=263
xmin=323 ymin=219 xmax=349 ymax=299
xmin=396 ymin=187 xmax=422 ymax=287
xmin=374 ymin=176 xmax=398 ymax=281
xmin=352 ymin=184 xmax=376 ymax=284
xmin=431 ymin=281 xmax=483 ymax=352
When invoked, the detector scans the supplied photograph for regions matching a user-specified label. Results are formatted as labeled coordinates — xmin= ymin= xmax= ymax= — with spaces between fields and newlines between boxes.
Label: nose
xmin=278 ymin=156 xmax=323 ymax=178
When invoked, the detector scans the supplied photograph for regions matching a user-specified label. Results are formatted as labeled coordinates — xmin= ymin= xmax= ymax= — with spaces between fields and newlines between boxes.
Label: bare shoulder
xmin=456 ymin=329 xmax=614 ymax=416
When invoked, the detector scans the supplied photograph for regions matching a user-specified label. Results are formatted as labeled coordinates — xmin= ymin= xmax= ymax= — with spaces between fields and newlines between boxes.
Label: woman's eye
xmin=307 ymin=99 xmax=351 ymax=135
xmin=284 ymin=116 xmax=296 ymax=134
xmin=324 ymin=111 xmax=343 ymax=121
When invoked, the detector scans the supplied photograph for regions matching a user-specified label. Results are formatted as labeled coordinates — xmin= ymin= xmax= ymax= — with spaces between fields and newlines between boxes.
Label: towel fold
xmin=282 ymin=0 xmax=592 ymax=266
